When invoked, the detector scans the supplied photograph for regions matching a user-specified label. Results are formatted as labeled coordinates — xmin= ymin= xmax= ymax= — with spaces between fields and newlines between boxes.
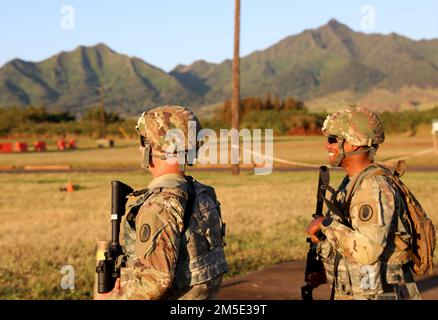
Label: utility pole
xmin=433 ymin=120 xmax=438 ymax=154
xmin=231 ymin=0 xmax=241 ymax=175
xmin=99 ymin=85 xmax=106 ymax=139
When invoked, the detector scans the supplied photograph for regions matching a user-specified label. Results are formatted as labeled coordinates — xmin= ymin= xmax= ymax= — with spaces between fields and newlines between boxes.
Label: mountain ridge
xmin=171 ymin=19 xmax=438 ymax=111
xmin=1 ymin=19 xmax=437 ymax=115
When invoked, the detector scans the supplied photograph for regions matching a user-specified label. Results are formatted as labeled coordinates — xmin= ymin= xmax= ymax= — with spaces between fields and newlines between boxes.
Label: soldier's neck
xmin=149 ymin=159 xmax=184 ymax=178
xmin=342 ymin=156 xmax=373 ymax=177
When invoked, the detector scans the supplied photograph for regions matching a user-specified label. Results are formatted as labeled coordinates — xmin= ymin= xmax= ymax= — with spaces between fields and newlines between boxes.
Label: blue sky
xmin=0 ymin=1 xmax=437 ymax=71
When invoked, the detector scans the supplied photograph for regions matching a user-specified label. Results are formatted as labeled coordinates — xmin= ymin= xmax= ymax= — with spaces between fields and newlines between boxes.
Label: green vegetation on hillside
xmin=380 ymin=106 xmax=438 ymax=135
xmin=2 ymin=104 xmax=438 ymax=138
xmin=204 ymin=94 xmax=326 ymax=135
xmin=204 ymin=97 xmax=438 ymax=136
xmin=0 ymin=44 xmax=194 ymax=115
xmin=1 ymin=20 xmax=438 ymax=115
xmin=173 ymin=19 xmax=438 ymax=108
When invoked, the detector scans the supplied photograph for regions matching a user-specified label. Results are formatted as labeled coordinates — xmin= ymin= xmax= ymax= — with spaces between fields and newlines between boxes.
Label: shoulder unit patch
xmin=139 ymin=224 xmax=151 ymax=242
xmin=359 ymin=205 xmax=373 ymax=222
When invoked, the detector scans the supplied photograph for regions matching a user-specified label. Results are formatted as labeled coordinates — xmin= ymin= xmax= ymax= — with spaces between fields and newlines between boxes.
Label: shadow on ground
xmin=217 ymin=261 xmax=438 ymax=300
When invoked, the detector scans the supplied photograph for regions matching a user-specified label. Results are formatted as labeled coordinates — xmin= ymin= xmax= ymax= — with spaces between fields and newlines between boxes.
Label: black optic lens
xmin=327 ymin=136 xmax=338 ymax=144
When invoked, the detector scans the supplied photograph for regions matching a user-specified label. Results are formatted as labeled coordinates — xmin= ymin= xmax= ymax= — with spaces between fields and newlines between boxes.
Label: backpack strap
xmin=183 ymin=175 xmax=196 ymax=233
xmin=324 ymin=166 xmax=380 ymax=229
xmin=125 ymin=188 xmax=157 ymax=230
xmin=401 ymin=264 xmax=422 ymax=300
xmin=347 ymin=163 xmax=423 ymax=299
xmin=394 ymin=160 xmax=406 ymax=178
xmin=344 ymin=163 xmax=384 ymax=207
xmin=345 ymin=163 xmax=414 ymax=250
xmin=127 ymin=177 xmax=196 ymax=232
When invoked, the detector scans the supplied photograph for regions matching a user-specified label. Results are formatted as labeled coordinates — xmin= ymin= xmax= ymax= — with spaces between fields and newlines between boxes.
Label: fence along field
xmin=1 ymin=123 xmax=438 ymax=169
xmin=0 ymin=130 xmax=438 ymax=299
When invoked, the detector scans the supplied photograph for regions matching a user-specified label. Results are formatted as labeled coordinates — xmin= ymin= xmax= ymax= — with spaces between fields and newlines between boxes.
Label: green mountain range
xmin=0 ymin=43 xmax=197 ymax=116
xmin=1 ymin=19 xmax=437 ymax=115
xmin=172 ymin=19 xmax=438 ymax=112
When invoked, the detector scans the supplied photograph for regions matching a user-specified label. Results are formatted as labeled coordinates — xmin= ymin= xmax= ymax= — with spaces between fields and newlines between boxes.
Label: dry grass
xmin=1 ymin=134 xmax=437 ymax=299
xmin=0 ymin=139 xmax=141 ymax=169
xmin=1 ymin=168 xmax=437 ymax=299
xmin=2 ymin=132 xmax=438 ymax=169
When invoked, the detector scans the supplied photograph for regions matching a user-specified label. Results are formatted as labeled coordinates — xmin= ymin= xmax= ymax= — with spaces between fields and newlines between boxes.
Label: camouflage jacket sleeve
xmin=320 ymin=174 xmax=397 ymax=265
xmin=111 ymin=194 xmax=185 ymax=300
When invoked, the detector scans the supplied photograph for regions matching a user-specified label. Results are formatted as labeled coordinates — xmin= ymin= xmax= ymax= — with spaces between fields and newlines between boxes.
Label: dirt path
xmin=217 ymin=261 xmax=438 ymax=300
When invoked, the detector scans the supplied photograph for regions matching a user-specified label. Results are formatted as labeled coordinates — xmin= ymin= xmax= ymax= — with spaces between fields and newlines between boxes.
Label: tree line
xmin=0 ymin=106 xmax=136 ymax=138
xmin=206 ymin=94 xmax=438 ymax=136
xmin=1 ymin=102 xmax=438 ymax=138
xmin=379 ymin=107 xmax=438 ymax=135
xmin=205 ymin=94 xmax=326 ymax=135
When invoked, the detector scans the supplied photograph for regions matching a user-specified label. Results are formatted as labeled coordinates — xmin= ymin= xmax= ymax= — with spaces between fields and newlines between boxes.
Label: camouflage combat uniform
xmin=109 ymin=173 xmax=227 ymax=300
xmin=318 ymin=106 xmax=420 ymax=300
xmin=317 ymin=164 xmax=418 ymax=300
xmin=110 ymin=105 xmax=227 ymax=300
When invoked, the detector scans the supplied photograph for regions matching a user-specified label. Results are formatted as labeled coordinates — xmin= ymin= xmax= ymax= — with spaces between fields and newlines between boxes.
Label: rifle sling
xmin=330 ymin=252 xmax=342 ymax=300
xmin=126 ymin=189 xmax=156 ymax=230
xmin=321 ymin=187 xmax=351 ymax=227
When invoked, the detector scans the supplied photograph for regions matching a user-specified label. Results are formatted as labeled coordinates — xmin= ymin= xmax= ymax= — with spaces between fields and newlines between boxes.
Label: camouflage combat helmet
xmin=136 ymin=105 xmax=202 ymax=169
xmin=322 ymin=106 xmax=385 ymax=166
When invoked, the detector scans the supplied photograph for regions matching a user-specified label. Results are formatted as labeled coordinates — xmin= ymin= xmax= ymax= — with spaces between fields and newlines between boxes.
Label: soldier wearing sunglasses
xmin=305 ymin=106 xmax=420 ymax=300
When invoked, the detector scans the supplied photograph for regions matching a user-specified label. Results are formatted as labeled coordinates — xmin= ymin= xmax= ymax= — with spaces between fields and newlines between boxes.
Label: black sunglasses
xmin=327 ymin=136 xmax=338 ymax=144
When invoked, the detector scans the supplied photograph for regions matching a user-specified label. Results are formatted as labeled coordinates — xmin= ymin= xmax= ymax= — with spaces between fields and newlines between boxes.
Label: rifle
xmin=96 ymin=180 xmax=133 ymax=293
xmin=301 ymin=165 xmax=329 ymax=300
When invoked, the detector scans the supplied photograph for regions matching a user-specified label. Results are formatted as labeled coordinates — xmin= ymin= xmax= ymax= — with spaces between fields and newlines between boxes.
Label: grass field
xmin=1 ymin=133 xmax=438 ymax=299
xmin=1 ymin=127 xmax=438 ymax=170
xmin=1 ymin=169 xmax=438 ymax=299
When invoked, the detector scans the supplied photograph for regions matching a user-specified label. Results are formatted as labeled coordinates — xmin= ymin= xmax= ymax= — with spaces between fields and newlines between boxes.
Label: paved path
xmin=217 ymin=261 xmax=438 ymax=300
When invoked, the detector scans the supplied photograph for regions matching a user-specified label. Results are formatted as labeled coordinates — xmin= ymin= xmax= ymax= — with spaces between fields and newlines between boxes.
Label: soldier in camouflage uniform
xmin=306 ymin=106 xmax=421 ymax=300
xmin=98 ymin=105 xmax=228 ymax=300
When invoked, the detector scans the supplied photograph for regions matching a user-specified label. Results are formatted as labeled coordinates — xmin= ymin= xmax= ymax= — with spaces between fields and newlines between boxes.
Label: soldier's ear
xmin=343 ymin=141 xmax=359 ymax=152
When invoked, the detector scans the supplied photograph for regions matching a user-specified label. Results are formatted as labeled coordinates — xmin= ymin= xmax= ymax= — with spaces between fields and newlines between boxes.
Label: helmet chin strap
xmin=141 ymin=144 xmax=152 ymax=169
xmin=141 ymin=141 xmax=197 ymax=173
xmin=332 ymin=140 xmax=376 ymax=167
xmin=141 ymin=143 xmax=169 ymax=169
xmin=332 ymin=140 xmax=346 ymax=167
xmin=143 ymin=150 xmax=187 ymax=172
xmin=344 ymin=147 xmax=373 ymax=158
xmin=178 ymin=152 xmax=186 ymax=172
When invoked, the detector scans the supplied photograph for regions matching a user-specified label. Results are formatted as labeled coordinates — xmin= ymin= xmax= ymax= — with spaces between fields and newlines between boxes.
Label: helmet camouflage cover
xmin=322 ymin=106 xmax=385 ymax=147
xmin=136 ymin=105 xmax=201 ymax=157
